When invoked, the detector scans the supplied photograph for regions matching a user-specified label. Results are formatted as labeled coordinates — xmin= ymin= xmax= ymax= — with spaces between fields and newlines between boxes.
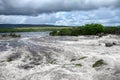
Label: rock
xmin=70 ymin=59 xmax=76 ymax=62
xmin=92 ymin=59 xmax=107 ymax=67
xmin=113 ymin=42 xmax=117 ymax=45
xmin=97 ymin=33 xmax=105 ymax=37
xmin=18 ymin=64 xmax=34 ymax=70
xmin=105 ymin=43 xmax=114 ymax=47
xmin=105 ymin=42 xmax=117 ymax=47
xmin=7 ymin=53 xmax=21 ymax=62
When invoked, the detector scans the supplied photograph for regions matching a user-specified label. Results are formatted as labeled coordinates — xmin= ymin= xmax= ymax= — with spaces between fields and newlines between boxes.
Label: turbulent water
xmin=0 ymin=32 xmax=120 ymax=80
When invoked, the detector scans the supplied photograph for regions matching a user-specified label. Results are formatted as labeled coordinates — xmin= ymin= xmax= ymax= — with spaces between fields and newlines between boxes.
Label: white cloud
xmin=0 ymin=15 xmax=26 ymax=24
xmin=0 ymin=7 xmax=119 ymax=26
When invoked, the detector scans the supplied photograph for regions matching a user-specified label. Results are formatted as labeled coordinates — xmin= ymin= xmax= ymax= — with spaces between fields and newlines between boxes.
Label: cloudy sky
xmin=0 ymin=0 xmax=120 ymax=26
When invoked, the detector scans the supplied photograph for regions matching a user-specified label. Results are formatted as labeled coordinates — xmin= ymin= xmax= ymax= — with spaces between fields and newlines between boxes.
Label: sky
xmin=0 ymin=0 xmax=120 ymax=26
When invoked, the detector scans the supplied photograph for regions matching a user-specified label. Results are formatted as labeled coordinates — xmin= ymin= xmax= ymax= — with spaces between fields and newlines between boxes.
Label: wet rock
xmin=18 ymin=64 xmax=34 ymax=70
xmin=71 ymin=57 xmax=87 ymax=62
xmin=97 ymin=33 xmax=105 ymax=37
xmin=92 ymin=59 xmax=107 ymax=67
xmin=29 ymin=61 xmax=41 ymax=65
xmin=7 ymin=53 xmax=21 ymax=62
xmin=105 ymin=42 xmax=117 ymax=47
xmin=113 ymin=42 xmax=117 ymax=45
xmin=105 ymin=43 xmax=114 ymax=47
xmin=70 ymin=59 xmax=76 ymax=62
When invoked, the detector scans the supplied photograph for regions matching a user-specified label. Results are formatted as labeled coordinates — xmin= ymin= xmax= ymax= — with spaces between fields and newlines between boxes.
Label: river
xmin=0 ymin=32 xmax=120 ymax=80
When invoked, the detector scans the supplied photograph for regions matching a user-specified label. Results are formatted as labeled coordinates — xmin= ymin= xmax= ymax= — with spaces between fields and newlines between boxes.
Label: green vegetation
xmin=75 ymin=63 xmax=82 ymax=67
xmin=50 ymin=28 xmax=72 ymax=36
xmin=50 ymin=24 xmax=120 ymax=36
xmin=1 ymin=33 xmax=21 ymax=38
xmin=0 ymin=27 xmax=71 ymax=33
xmin=92 ymin=59 xmax=107 ymax=68
xmin=104 ymin=27 xmax=120 ymax=34
xmin=49 ymin=59 xmax=57 ymax=64
xmin=50 ymin=24 xmax=105 ymax=36
xmin=0 ymin=24 xmax=120 ymax=36
xmin=1 ymin=34 xmax=7 ymax=37
xmin=9 ymin=33 xmax=21 ymax=38
xmin=82 ymin=24 xmax=104 ymax=35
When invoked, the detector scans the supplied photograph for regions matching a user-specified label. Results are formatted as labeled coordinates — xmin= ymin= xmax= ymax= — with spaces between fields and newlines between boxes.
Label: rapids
xmin=0 ymin=32 xmax=120 ymax=80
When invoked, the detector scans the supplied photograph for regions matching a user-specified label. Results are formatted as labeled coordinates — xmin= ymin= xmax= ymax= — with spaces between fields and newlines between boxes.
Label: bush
xmin=82 ymin=24 xmax=104 ymax=35
xmin=71 ymin=27 xmax=84 ymax=36
xmin=1 ymin=33 xmax=21 ymax=38
xmin=9 ymin=33 xmax=21 ymax=38
xmin=1 ymin=34 xmax=7 ymax=37
xmin=50 ymin=24 xmax=106 ymax=36
xmin=50 ymin=29 xmax=72 ymax=36
xmin=104 ymin=27 xmax=120 ymax=34
xmin=58 ymin=29 xmax=72 ymax=36
xmin=50 ymin=30 xmax=59 ymax=36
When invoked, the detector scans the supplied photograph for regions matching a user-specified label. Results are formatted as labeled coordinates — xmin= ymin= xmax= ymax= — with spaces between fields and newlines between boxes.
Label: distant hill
xmin=0 ymin=24 xmax=119 ymax=28
xmin=0 ymin=24 xmax=71 ymax=28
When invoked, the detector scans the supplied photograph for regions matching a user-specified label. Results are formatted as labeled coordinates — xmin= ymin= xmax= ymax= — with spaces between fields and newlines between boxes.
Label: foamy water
xmin=0 ymin=32 xmax=120 ymax=80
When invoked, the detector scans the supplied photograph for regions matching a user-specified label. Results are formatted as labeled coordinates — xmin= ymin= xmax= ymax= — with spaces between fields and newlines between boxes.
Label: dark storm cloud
xmin=0 ymin=0 xmax=119 ymax=15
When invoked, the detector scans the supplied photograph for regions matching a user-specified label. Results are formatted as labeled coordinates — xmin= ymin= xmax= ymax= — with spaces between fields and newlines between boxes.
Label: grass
xmin=0 ymin=27 xmax=72 ymax=33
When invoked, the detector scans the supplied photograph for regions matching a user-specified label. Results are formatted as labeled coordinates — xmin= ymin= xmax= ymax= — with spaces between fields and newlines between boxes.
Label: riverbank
xmin=0 ymin=27 xmax=72 ymax=33
xmin=50 ymin=24 xmax=120 ymax=36
xmin=0 ymin=24 xmax=120 ymax=35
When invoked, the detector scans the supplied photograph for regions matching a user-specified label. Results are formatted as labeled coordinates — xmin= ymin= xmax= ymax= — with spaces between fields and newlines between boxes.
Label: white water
xmin=0 ymin=32 xmax=120 ymax=80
